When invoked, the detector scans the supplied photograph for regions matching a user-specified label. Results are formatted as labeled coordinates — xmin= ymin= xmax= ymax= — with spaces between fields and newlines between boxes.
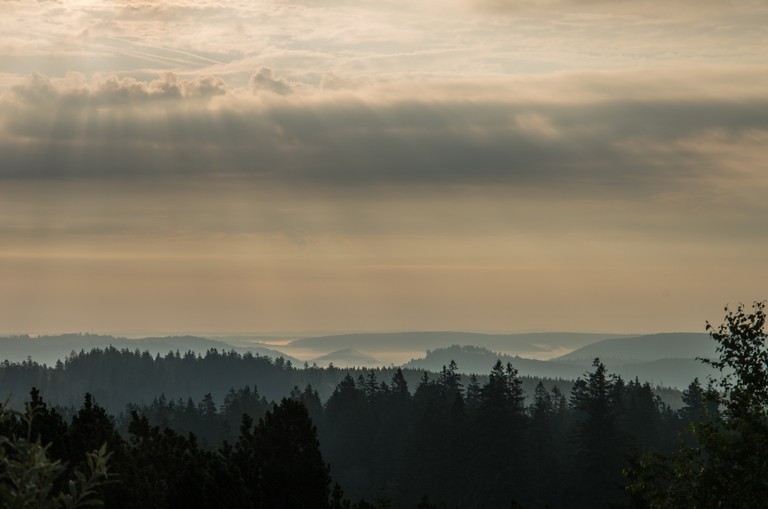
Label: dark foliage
xmin=627 ymin=302 xmax=768 ymax=508
xmin=2 ymin=333 xmax=742 ymax=508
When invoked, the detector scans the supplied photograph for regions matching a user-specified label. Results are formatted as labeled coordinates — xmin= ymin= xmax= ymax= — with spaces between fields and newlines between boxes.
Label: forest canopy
xmin=2 ymin=303 xmax=768 ymax=508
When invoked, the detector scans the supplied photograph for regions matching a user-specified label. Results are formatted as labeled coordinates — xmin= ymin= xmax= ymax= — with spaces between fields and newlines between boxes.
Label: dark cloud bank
xmin=1 ymin=71 xmax=766 ymax=195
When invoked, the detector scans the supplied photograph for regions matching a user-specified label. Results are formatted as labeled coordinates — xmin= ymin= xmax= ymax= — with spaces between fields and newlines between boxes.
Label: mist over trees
xmin=3 ymin=303 xmax=768 ymax=507
xmin=0 ymin=347 xmax=582 ymax=413
xmin=3 ymin=356 xmax=688 ymax=508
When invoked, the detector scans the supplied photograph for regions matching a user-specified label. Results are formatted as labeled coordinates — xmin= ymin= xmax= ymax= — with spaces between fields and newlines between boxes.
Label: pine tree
xmin=464 ymin=374 xmax=481 ymax=413
xmin=257 ymin=398 xmax=331 ymax=509
xmin=570 ymin=358 xmax=625 ymax=507
xmin=468 ymin=360 xmax=530 ymax=508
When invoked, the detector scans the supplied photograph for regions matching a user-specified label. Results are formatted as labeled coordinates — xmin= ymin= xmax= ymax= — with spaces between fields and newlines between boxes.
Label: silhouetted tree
xmin=570 ymin=358 xmax=625 ymax=507
xmin=628 ymin=302 xmax=768 ymax=507
xmin=464 ymin=374 xmax=481 ymax=413
xmin=468 ymin=360 xmax=529 ymax=508
xmin=324 ymin=374 xmax=373 ymax=500
xmin=257 ymin=398 xmax=331 ymax=508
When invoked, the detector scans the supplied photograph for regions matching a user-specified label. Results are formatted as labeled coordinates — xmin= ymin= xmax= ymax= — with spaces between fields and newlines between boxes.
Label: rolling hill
xmin=287 ymin=331 xmax=630 ymax=356
xmin=0 ymin=333 xmax=297 ymax=366
xmin=405 ymin=345 xmax=585 ymax=379
xmin=553 ymin=333 xmax=714 ymax=364
xmin=406 ymin=343 xmax=717 ymax=389
xmin=310 ymin=348 xmax=383 ymax=367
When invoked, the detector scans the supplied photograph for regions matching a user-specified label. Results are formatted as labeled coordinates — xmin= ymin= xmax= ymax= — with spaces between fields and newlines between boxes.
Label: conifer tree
xmin=257 ymin=398 xmax=331 ymax=509
xmin=570 ymin=358 xmax=625 ymax=507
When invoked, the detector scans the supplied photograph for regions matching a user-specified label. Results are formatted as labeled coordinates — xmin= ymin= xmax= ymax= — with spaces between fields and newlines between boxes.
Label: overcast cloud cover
xmin=1 ymin=0 xmax=767 ymax=335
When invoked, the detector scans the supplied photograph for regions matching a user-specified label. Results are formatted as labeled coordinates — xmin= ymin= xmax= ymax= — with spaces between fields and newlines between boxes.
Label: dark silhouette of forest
xmin=0 ymin=357 xmax=700 ymax=508
xmin=2 ymin=302 xmax=768 ymax=508
xmin=0 ymin=347 xmax=579 ymax=414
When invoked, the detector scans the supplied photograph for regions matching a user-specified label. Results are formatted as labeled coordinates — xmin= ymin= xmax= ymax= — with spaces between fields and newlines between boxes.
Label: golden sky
xmin=1 ymin=0 xmax=767 ymax=335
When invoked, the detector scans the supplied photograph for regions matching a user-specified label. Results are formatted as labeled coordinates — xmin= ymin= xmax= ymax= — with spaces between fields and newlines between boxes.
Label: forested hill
xmin=554 ymin=332 xmax=713 ymax=363
xmin=406 ymin=345 xmax=585 ymax=379
xmin=0 ymin=347 xmax=578 ymax=412
xmin=0 ymin=333 xmax=297 ymax=366
xmin=287 ymin=331 xmax=628 ymax=355
xmin=408 ymin=344 xmax=715 ymax=390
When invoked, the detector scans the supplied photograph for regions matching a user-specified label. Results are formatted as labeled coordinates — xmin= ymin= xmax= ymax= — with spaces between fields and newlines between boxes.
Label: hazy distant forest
xmin=2 ymin=303 xmax=768 ymax=508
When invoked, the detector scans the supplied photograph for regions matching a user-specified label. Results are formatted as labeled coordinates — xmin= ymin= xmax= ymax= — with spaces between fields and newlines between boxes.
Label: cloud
xmin=0 ymin=68 xmax=767 ymax=199
xmin=2 ymin=0 xmax=765 ymax=97
xmin=248 ymin=67 xmax=296 ymax=95
xmin=1 ymin=0 xmax=767 ymax=337
xmin=319 ymin=72 xmax=369 ymax=91
xmin=8 ymin=72 xmax=226 ymax=106
xmin=471 ymin=0 xmax=756 ymax=15
xmin=474 ymin=0 xmax=619 ymax=11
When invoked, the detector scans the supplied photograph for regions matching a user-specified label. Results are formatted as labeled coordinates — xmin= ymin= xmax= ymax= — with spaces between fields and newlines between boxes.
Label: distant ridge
xmin=405 ymin=343 xmax=718 ymax=390
xmin=0 ymin=333 xmax=297 ymax=366
xmin=288 ymin=331 xmax=630 ymax=355
xmin=310 ymin=348 xmax=382 ymax=367
xmin=553 ymin=332 xmax=714 ymax=364
xmin=405 ymin=345 xmax=585 ymax=379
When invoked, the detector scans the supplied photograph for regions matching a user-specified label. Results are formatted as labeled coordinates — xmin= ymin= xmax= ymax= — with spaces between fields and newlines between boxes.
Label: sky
xmin=1 ymin=0 xmax=767 ymax=336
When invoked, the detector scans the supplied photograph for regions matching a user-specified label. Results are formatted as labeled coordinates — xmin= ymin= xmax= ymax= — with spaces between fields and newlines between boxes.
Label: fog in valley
xmin=2 ymin=0 xmax=768 ymax=506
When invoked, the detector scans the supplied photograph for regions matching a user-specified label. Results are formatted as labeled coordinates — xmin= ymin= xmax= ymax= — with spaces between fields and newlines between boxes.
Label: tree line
xmin=3 ymin=302 xmax=768 ymax=507
xmin=0 ymin=347 xmax=579 ymax=413
xmin=3 ymin=358 xmax=707 ymax=508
